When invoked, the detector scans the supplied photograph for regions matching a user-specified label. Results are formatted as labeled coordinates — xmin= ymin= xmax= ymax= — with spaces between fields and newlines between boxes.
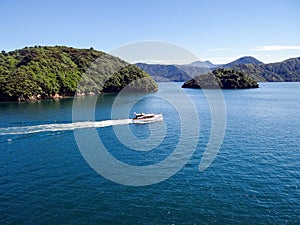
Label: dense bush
xmin=182 ymin=68 xmax=259 ymax=89
xmin=0 ymin=46 xmax=158 ymax=101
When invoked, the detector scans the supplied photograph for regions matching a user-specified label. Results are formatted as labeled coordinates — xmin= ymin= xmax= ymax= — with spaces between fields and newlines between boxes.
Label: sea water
xmin=0 ymin=82 xmax=299 ymax=224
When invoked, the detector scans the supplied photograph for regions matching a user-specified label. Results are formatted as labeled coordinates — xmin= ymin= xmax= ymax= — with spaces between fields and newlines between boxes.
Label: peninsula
xmin=0 ymin=46 xmax=158 ymax=101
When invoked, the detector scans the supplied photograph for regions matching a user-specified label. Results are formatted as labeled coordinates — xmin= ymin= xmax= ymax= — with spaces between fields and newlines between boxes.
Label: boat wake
xmin=0 ymin=119 xmax=133 ymax=135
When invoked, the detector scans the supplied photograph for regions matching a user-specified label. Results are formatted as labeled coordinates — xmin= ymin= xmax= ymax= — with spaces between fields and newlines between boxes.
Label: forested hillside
xmin=0 ymin=46 xmax=157 ymax=101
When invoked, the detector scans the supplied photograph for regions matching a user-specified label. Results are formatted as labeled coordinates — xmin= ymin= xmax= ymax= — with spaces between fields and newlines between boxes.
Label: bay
xmin=0 ymin=82 xmax=299 ymax=224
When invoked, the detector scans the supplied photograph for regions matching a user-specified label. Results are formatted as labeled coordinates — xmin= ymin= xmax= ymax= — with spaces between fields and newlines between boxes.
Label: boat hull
xmin=132 ymin=114 xmax=163 ymax=124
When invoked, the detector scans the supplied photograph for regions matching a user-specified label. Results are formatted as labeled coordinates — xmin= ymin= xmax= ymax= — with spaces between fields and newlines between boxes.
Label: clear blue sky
xmin=1 ymin=0 xmax=300 ymax=64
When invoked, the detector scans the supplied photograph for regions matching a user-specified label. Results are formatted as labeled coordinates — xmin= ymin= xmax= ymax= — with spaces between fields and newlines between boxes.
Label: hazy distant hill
xmin=223 ymin=56 xmax=263 ymax=68
xmin=135 ymin=63 xmax=193 ymax=82
xmin=188 ymin=60 xmax=218 ymax=68
xmin=0 ymin=46 xmax=157 ymax=101
xmin=175 ymin=65 xmax=211 ymax=78
xmin=135 ymin=62 xmax=214 ymax=82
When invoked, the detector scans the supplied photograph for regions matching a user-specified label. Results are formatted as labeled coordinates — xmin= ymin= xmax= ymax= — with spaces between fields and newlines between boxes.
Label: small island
xmin=182 ymin=68 xmax=259 ymax=89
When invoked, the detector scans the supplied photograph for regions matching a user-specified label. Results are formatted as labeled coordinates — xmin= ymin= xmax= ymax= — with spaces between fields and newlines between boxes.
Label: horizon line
xmin=1 ymin=45 xmax=299 ymax=65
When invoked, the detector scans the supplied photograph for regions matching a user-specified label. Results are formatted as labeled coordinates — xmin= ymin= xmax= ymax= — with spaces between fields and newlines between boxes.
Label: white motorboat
xmin=132 ymin=112 xmax=163 ymax=124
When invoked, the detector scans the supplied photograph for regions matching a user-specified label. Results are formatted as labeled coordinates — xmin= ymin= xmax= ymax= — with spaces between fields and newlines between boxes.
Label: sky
xmin=1 ymin=0 xmax=300 ymax=64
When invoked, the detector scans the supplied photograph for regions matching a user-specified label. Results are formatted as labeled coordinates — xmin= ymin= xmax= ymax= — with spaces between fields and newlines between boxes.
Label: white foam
xmin=0 ymin=119 xmax=133 ymax=135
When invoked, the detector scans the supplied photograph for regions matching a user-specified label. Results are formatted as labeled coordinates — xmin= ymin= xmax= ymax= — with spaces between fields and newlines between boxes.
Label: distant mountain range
xmin=135 ymin=63 xmax=213 ymax=82
xmin=135 ymin=56 xmax=300 ymax=82
xmin=229 ymin=57 xmax=300 ymax=82
xmin=136 ymin=60 xmax=218 ymax=82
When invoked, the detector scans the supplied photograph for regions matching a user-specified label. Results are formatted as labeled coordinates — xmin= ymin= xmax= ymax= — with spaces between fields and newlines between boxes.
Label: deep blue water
xmin=0 ymin=82 xmax=300 ymax=224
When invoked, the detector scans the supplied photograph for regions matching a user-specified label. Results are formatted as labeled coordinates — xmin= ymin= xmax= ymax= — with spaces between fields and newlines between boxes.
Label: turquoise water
xmin=0 ymin=82 xmax=300 ymax=224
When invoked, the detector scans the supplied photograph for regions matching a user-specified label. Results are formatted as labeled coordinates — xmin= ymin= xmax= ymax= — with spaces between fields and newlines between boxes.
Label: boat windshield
xmin=134 ymin=113 xmax=155 ymax=119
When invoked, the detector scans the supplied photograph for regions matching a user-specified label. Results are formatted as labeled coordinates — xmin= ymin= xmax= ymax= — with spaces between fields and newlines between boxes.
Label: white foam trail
xmin=0 ymin=119 xmax=133 ymax=135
